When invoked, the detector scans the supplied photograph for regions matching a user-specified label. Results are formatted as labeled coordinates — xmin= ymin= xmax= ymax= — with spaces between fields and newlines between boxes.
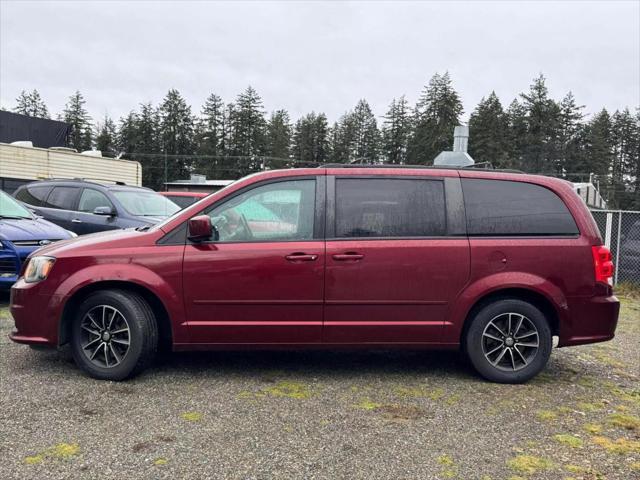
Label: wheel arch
xmin=459 ymin=287 xmax=561 ymax=346
xmin=58 ymin=280 xmax=173 ymax=352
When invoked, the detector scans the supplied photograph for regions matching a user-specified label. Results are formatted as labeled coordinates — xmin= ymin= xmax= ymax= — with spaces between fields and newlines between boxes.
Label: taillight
xmin=592 ymin=245 xmax=614 ymax=285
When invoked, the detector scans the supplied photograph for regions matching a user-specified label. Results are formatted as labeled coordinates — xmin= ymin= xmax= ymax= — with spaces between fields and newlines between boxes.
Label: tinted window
xmin=462 ymin=179 xmax=579 ymax=236
xmin=78 ymin=188 xmax=114 ymax=212
xmin=335 ymin=178 xmax=446 ymax=238
xmin=15 ymin=185 xmax=52 ymax=206
xmin=167 ymin=195 xmax=199 ymax=209
xmin=43 ymin=186 xmax=80 ymax=210
xmin=207 ymin=179 xmax=316 ymax=242
xmin=112 ymin=190 xmax=180 ymax=217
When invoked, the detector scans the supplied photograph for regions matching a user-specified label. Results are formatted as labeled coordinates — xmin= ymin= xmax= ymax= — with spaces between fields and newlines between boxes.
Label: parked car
xmin=14 ymin=179 xmax=180 ymax=235
xmin=0 ymin=189 xmax=75 ymax=289
xmin=160 ymin=191 xmax=208 ymax=209
xmin=10 ymin=166 xmax=619 ymax=383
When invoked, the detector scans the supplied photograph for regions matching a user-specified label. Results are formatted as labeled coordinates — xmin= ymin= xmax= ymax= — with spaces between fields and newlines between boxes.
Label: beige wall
xmin=0 ymin=143 xmax=142 ymax=186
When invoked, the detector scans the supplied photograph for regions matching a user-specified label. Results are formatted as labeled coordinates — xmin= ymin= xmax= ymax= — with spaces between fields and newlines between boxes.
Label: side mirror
xmin=93 ymin=206 xmax=116 ymax=216
xmin=188 ymin=215 xmax=216 ymax=242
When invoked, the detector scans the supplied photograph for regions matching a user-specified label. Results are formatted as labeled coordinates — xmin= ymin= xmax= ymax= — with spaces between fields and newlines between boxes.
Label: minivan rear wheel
xmin=70 ymin=290 xmax=158 ymax=381
xmin=465 ymin=299 xmax=552 ymax=383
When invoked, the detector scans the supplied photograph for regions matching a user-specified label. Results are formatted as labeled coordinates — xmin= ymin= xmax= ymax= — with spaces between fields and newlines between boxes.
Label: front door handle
xmin=332 ymin=252 xmax=364 ymax=261
xmin=285 ymin=253 xmax=318 ymax=262
xmin=71 ymin=218 xmax=83 ymax=223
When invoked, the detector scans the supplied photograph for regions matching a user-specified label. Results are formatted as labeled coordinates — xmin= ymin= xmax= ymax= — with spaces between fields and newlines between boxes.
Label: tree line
xmin=10 ymin=73 xmax=640 ymax=209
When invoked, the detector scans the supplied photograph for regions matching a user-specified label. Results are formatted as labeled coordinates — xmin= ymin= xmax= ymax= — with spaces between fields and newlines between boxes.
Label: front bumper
xmin=9 ymin=279 xmax=63 ymax=347
xmin=559 ymin=295 xmax=620 ymax=347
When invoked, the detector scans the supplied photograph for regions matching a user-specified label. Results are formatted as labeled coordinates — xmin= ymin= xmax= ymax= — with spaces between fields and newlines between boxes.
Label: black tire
xmin=465 ymin=299 xmax=552 ymax=384
xmin=70 ymin=289 xmax=158 ymax=381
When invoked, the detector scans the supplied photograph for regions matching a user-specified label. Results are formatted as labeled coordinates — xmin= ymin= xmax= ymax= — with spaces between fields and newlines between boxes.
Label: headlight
xmin=24 ymin=256 xmax=56 ymax=283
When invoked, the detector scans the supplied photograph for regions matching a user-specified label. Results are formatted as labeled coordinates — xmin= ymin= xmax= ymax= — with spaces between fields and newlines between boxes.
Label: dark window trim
xmin=328 ymin=175 xmax=453 ymax=240
xmin=157 ymin=175 xmax=325 ymax=245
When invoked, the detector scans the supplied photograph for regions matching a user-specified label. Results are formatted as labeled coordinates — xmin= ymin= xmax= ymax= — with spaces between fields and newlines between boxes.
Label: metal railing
xmin=590 ymin=210 xmax=640 ymax=285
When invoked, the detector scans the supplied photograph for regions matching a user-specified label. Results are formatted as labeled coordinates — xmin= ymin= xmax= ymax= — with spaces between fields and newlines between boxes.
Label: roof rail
xmin=317 ymin=163 xmax=524 ymax=174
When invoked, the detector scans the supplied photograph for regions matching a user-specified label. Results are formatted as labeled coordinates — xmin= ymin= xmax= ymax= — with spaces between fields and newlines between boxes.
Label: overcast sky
xmin=1 ymin=0 xmax=639 ymax=125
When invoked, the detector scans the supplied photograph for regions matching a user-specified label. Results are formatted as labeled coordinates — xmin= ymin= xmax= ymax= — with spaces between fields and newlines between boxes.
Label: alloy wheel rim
xmin=481 ymin=313 xmax=539 ymax=372
xmin=80 ymin=305 xmax=130 ymax=368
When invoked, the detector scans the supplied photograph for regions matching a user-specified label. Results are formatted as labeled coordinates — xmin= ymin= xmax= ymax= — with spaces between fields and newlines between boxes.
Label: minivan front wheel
xmin=70 ymin=290 xmax=158 ymax=381
xmin=465 ymin=299 xmax=552 ymax=383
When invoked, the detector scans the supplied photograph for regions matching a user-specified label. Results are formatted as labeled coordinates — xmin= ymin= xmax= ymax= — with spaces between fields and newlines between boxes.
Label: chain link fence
xmin=590 ymin=210 xmax=640 ymax=285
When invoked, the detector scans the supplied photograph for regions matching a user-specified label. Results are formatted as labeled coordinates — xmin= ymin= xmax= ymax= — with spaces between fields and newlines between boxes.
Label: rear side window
xmin=462 ymin=179 xmax=579 ymax=236
xmin=15 ymin=185 xmax=52 ymax=206
xmin=167 ymin=195 xmax=198 ymax=209
xmin=335 ymin=178 xmax=446 ymax=237
xmin=43 ymin=186 xmax=80 ymax=210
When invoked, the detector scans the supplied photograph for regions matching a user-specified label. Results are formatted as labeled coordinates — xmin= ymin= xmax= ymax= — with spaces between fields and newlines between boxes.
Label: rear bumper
xmin=559 ymin=295 xmax=620 ymax=347
xmin=9 ymin=280 xmax=63 ymax=347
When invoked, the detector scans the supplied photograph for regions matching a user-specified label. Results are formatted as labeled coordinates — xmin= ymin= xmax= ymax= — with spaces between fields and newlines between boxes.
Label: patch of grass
xmin=507 ymin=455 xmax=553 ymax=475
xmin=576 ymin=401 xmax=605 ymax=412
xmin=437 ymin=454 xmax=457 ymax=478
xmin=394 ymin=385 xmax=426 ymax=398
xmin=154 ymin=457 xmax=168 ymax=466
xmin=378 ymin=404 xmax=423 ymax=420
xmin=354 ymin=399 xmax=383 ymax=410
xmin=553 ymin=434 xmax=583 ymax=448
xmin=536 ymin=410 xmax=558 ymax=421
xmin=24 ymin=443 xmax=80 ymax=465
xmin=576 ymin=376 xmax=597 ymax=388
xmin=607 ymin=413 xmax=640 ymax=431
xmin=428 ymin=388 xmax=445 ymax=401
xmin=614 ymin=282 xmax=640 ymax=299
xmin=564 ymin=464 xmax=586 ymax=474
xmin=445 ymin=394 xmax=461 ymax=406
xmin=263 ymin=381 xmax=312 ymax=399
xmin=630 ymin=462 xmax=640 ymax=472
xmin=180 ymin=411 xmax=203 ymax=422
xmin=583 ymin=423 xmax=603 ymax=434
xmin=591 ymin=436 xmax=640 ymax=454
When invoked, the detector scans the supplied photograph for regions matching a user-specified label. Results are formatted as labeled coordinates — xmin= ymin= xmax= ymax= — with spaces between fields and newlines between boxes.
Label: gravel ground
xmin=0 ymin=293 xmax=638 ymax=480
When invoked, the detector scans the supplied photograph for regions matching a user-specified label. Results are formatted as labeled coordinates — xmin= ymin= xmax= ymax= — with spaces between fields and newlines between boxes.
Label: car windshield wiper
xmin=135 ymin=225 xmax=151 ymax=231
xmin=0 ymin=215 xmax=31 ymax=220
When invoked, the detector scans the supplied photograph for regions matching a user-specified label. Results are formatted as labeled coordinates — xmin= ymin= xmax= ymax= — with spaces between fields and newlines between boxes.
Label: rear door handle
xmin=71 ymin=219 xmax=82 ymax=223
xmin=285 ymin=253 xmax=318 ymax=262
xmin=332 ymin=252 xmax=364 ymax=261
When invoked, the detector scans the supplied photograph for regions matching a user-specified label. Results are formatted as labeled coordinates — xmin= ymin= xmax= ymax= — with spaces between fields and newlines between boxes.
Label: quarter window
xmin=462 ymin=179 xmax=579 ymax=236
xmin=16 ymin=185 xmax=52 ymax=206
xmin=335 ymin=178 xmax=446 ymax=238
xmin=206 ymin=179 xmax=316 ymax=242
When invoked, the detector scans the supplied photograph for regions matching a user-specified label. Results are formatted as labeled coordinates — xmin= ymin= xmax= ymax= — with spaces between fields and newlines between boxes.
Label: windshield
xmin=113 ymin=190 xmax=180 ymax=217
xmin=0 ymin=190 xmax=33 ymax=219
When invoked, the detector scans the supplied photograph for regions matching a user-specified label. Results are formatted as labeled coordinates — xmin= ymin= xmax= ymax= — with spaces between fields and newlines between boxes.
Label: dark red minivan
xmin=9 ymin=166 xmax=620 ymax=382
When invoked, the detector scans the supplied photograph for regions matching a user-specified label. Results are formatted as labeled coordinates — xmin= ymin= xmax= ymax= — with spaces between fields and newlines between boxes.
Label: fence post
xmin=615 ymin=211 xmax=622 ymax=285
xmin=604 ymin=212 xmax=612 ymax=248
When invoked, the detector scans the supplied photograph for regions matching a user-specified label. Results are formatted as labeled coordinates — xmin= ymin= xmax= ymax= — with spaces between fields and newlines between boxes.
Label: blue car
xmin=0 ymin=189 xmax=76 ymax=289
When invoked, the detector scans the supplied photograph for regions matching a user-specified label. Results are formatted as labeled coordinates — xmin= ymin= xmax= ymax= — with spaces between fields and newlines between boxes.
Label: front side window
xmin=462 ymin=179 xmax=579 ymax=236
xmin=78 ymin=189 xmax=114 ymax=212
xmin=112 ymin=190 xmax=180 ymax=217
xmin=206 ymin=179 xmax=316 ymax=242
xmin=335 ymin=178 xmax=446 ymax=238
xmin=43 ymin=186 xmax=80 ymax=210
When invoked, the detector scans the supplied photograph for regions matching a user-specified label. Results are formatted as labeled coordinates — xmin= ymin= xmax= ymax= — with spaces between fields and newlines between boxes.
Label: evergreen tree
xmin=158 ymin=89 xmax=196 ymax=184
xmin=586 ymin=108 xmax=614 ymax=179
xmin=196 ymin=93 xmax=226 ymax=178
xmin=292 ymin=112 xmax=330 ymax=165
xmin=136 ymin=103 xmax=163 ymax=189
xmin=381 ymin=96 xmax=412 ymax=164
xmin=95 ymin=115 xmax=117 ymax=157
xmin=557 ymin=92 xmax=585 ymax=177
xmin=329 ymin=100 xmax=380 ymax=163
xmin=14 ymin=89 xmax=50 ymax=118
xmin=468 ymin=92 xmax=509 ymax=168
xmin=408 ymin=72 xmax=463 ymax=164
xmin=63 ymin=90 xmax=93 ymax=152
xmin=266 ymin=109 xmax=292 ymax=165
xmin=229 ymin=86 xmax=267 ymax=175
xmin=519 ymin=74 xmax=561 ymax=173
xmin=505 ymin=99 xmax=528 ymax=169
xmin=117 ymin=111 xmax=139 ymax=156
